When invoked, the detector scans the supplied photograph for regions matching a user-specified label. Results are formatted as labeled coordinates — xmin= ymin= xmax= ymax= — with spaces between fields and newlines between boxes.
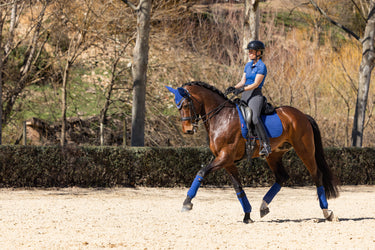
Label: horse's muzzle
xmin=185 ymin=129 xmax=194 ymax=134
xmin=182 ymin=122 xmax=198 ymax=134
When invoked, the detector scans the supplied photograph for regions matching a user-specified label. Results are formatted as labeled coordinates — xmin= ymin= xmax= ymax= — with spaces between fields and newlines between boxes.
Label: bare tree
xmin=98 ymin=34 xmax=135 ymax=145
xmin=120 ymin=0 xmax=152 ymax=147
xmin=53 ymin=1 xmax=91 ymax=146
xmin=0 ymin=0 xmax=50 ymax=144
xmin=51 ymin=0 xmax=111 ymax=146
xmin=0 ymin=7 xmax=4 ymax=145
xmin=243 ymin=0 xmax=260 ymax=62
xmin=352 ymin=1 xmax=375 ymax=146
xmin=309 ymin=0 xmax=375 ymax=147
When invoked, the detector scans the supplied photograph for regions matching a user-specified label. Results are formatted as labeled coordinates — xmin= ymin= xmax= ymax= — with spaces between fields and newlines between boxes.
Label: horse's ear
xmin=165 ymin=86 xmax=177 ymax=94
xmin=165 ymin=86 xmax=184 ymax=108
xmin=177 ymin=87 xmax=190 ymax=97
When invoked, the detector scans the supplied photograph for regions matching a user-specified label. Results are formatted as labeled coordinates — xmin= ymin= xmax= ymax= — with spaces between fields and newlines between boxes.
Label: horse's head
xmin=166 ymin=86 xmax=202 ymax=134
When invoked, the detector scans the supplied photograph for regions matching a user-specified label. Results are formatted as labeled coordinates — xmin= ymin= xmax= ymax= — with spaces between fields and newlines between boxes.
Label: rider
xmin=226 ymin=40 xmax=271 ymax=157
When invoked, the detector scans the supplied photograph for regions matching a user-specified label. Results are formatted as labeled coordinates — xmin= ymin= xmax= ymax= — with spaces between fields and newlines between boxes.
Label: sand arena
xmin=0 ymin=186 xmax=374 ymax=249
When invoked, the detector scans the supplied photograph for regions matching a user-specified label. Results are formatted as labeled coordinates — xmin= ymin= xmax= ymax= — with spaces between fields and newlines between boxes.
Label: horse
xmin=166 ymin=81 xmax=339 ymax=223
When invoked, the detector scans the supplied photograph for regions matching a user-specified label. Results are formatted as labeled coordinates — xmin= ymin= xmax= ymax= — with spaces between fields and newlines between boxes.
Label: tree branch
xmin=309 ymin=0 xmax=360 ymax=41
xmin=119 ymin=0 xmax=138 ymax=11
xmin=288 ymin=1 xmax=310 ymax=17
xmin=350 ymin=0 xmax=367 ymax=22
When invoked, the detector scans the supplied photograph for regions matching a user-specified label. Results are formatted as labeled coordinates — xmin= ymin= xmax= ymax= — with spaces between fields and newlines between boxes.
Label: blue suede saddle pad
xmin=236 ymin=104 xmax=283 ymax=139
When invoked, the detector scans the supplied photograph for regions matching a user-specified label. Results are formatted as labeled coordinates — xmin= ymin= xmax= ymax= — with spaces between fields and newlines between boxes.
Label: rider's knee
xmin=252 ymin=117 xmax=260 ymax=125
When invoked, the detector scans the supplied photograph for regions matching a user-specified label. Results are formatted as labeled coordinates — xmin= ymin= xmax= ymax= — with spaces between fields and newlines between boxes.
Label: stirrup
xmin=259 ymin=143 xmax=271 ymax=157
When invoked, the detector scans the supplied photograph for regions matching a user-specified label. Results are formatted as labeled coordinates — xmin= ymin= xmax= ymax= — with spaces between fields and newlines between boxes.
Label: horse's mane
xmin=182 ymin=81 xmax=233 ymax=103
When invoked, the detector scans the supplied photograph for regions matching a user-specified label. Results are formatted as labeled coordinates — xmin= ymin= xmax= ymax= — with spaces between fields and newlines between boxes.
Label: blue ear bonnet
xmin=165 ymin=86 xmax=190 ymax=109
xmin=177 ymin=87 xmax=190 ymax=98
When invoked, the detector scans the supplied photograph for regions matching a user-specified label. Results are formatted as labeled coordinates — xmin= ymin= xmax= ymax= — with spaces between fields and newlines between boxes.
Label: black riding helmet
xmin=246 ymin=40 xmax=265 ymax=58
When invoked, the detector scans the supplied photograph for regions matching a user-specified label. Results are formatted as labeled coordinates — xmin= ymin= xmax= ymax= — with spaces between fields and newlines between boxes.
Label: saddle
xmin=235 ymin=97 xmax=279 ymax=160
xmin=237 ymin=96 xmax=275 ymax=138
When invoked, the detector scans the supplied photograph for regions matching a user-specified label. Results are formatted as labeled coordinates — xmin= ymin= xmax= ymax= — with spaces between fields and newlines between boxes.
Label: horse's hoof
xmin=243 ymin=218 xmax=254 ymax=224
xmin=260 ymin=200 xmax=270 ymax=218
xmin=243 ymin=213 xmax=254 ymax=224
xmin=323 ymin=209 xmax=339 ymax=222
xmin=260 ymin=207 xmax=270 ymax=218
xmin=182 ymin=196 xmax=193 ymax=212
xmin=181 ymin=203 xmax=193 ymax=212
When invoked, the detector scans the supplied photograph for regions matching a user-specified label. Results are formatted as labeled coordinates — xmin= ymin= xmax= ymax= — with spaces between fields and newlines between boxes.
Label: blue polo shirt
xmin=244 ymin=59 xmax=267 ymax=89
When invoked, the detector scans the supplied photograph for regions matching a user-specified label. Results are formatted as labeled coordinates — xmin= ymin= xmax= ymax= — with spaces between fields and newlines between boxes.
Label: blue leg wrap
xmin=317 ymin=186 xmax=328 ymax=209
xmin=187 ymin=175 xmax=203 ymax=199
xmin=237 ymin=191 xmax=252 ymax=213
xmin=263 ymin=183 xmax=281 ymax=204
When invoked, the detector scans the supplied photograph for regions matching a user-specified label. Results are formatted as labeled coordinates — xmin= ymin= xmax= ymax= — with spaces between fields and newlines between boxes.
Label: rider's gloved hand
xmin=233 ymin=86 xmax=245 ymax=95
xmin=225 ymin=86 xmax=236 ymax=95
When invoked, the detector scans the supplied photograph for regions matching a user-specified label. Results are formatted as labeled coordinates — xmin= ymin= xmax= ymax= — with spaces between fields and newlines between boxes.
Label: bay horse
xmin=166 ymin=81 xmax=339 ymax=223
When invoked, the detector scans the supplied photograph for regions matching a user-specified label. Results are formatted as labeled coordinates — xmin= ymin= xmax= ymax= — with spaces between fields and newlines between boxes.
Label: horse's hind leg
xmin=261 ymin=151 xmax=290 ymax=218
xmin=292 ymin=136 xmax=337 ymax=221
xmin=227 ymin=166 xmax=253 ymax=223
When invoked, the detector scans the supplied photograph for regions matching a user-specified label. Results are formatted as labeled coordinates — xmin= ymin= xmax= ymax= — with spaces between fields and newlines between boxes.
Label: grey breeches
xmin=241 ymin=88 xmax=263 ymax=125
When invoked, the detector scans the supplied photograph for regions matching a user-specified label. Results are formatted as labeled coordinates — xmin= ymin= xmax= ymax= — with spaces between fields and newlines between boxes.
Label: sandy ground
xmin=0 ymin=186 xmax=374 ymax=249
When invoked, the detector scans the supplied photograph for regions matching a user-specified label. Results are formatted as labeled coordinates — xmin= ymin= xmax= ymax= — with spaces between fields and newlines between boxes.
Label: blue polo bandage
xmin=317 ymin=186 xmax=328 ymax=209
xmin=237 ymin=191 xmax=252 ymax=213
xmin=263 ymin=183 xmax=281 ymax=204
xmin=187 ymin=175 xmax=203 ymax=199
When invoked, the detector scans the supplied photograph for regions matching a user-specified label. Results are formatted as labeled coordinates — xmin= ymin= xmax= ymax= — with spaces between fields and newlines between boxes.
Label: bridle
xmin=178 ymin=90 xmax=234 ymax=133
xmin=177 ymin=94 xmax=202 ymax=133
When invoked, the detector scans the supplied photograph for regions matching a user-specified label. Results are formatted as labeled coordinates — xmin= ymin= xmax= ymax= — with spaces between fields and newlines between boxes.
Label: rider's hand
xmin=225 ymin=86 xmax=236 ymax=95
xmin=233 ymin=87 xmax=245 ymax=95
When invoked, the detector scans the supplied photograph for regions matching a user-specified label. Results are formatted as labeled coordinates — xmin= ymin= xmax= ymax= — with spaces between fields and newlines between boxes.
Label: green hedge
xmin=282 ymin=147 xmax=375 ymax=185
xmin=0 ymin=146 xmax=374 ymax=187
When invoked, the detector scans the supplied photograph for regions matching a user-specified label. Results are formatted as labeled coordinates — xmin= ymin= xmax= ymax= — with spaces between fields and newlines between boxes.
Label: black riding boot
xmin=255 ymin=122 xmax=271 ymax=157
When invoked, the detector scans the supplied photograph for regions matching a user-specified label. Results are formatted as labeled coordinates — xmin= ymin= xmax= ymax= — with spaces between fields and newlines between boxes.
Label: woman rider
xmin=226 ymin=40 xmax=271 ymax=157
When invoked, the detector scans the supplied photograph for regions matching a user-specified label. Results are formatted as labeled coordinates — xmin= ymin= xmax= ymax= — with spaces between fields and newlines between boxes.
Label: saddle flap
xmin=239 ymin=102 xmax=252 ymax=126
xmin=236 ymin=100 xmax=282 ymax=139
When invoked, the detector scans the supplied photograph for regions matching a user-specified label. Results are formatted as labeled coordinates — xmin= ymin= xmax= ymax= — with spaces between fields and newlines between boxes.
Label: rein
xmin=199 ymin=98 xmax=233 ymax=123
xmin=180 ymin=93 xmax=235 ymax=130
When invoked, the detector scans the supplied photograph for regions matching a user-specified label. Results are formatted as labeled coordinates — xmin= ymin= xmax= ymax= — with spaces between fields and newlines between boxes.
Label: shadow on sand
xmin=252 ymin=217 xmax=375 ymax=223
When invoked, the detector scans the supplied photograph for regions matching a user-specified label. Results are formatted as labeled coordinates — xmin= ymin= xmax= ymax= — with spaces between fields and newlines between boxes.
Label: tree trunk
xmin=131 ymin=0 xmax=151 ymax=146
xmin=352 ymin=2 xmax=375 ymax=146
xmin=0 ymin=11 xmax=3 ymax=145
xmin=4 ymin=1 xmax=17 ymax=55
xmin=60 ymin=61 xmax=70 ymax=147
xmin=243 ymin=0 xmax=259 ymax=62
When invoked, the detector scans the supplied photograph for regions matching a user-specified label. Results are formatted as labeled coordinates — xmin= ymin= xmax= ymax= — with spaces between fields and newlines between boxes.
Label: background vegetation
xmin=0 ymin=146 xmax=374 ymax=187
xmin=1 ymin=0 xmax=374 ymax=147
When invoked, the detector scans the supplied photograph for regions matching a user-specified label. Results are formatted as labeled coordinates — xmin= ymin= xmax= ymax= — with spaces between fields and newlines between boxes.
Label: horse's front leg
xmin=182 ymin=164 xmax=212 ymax=212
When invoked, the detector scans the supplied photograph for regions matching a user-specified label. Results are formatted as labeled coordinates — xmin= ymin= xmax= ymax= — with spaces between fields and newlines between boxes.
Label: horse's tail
xmin=306 ymin=115 xmax=339 ymax=199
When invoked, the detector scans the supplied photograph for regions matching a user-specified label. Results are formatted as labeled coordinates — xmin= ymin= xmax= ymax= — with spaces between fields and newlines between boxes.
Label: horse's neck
xmin=203 ymin=100 xmax=237 ymax=147
xmin=199 ymin=93 xmax=235 ymax=129
xmin=200 ymin=95 xmax=226 ymax=117
xmin=190 ymin=86 xmax=232 ymax=122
